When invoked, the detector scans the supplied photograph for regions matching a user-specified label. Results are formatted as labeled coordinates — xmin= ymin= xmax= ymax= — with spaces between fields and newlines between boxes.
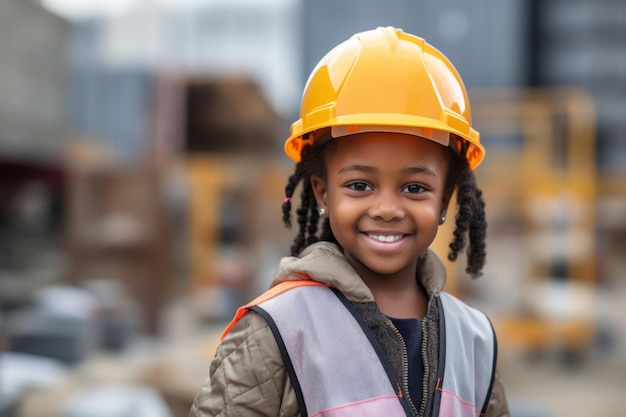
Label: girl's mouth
xmin=367 ymin=234 xmax=403 ymax=243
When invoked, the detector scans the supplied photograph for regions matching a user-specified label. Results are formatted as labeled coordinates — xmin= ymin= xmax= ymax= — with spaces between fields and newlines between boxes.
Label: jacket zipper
xmin=419 ymin=314 xmax=430 ymax=417
xmin=387 ymin=320 xmax=419 ymax=417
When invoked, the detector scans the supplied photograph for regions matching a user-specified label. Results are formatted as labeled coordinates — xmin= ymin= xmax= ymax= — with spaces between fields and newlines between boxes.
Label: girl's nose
xmin=367 ymin=193 xmax=405 ymax=221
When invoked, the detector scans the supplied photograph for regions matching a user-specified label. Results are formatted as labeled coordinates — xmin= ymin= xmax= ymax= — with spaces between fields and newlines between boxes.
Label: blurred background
xmin=0 ymin=0 xmax=625 ymax=416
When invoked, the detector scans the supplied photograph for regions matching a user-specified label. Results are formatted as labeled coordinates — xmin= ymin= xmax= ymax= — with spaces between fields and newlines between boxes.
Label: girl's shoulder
xmin=192 ymin=311 xmax=293 ymax=417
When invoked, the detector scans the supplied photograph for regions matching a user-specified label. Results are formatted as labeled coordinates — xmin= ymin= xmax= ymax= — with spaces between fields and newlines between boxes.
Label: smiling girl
xmin=190 ymin=27 xmax=510 ymax=417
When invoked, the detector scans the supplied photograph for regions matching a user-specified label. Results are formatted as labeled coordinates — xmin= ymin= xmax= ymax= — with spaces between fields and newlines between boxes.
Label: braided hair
xmin=281 ymin=135 xmax=487 ymax=278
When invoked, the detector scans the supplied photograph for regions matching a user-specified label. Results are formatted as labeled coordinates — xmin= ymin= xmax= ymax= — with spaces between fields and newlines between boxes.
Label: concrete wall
xmin=0 ymin=0 xmax=70 ymax=161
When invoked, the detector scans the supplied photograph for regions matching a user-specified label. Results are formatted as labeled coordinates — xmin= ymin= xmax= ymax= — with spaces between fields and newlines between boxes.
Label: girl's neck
xmin=357 ymin=268 xmax=428 ymax=320
xmin=343 ymin=253 xmax=428 ymax=319
xmin=370 ymin=280 xmax=428 ymax=320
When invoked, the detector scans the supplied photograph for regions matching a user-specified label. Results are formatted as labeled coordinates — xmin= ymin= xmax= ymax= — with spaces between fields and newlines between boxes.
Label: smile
xmin=367 ymin=234 xmax=403 ymax=243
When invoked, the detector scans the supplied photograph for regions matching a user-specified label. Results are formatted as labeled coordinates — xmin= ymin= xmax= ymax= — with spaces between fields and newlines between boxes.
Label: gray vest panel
xmin=258 ymin=285 xmax=406 ymax=417
xmin=439 ymin=292 xmax=495 ymax=416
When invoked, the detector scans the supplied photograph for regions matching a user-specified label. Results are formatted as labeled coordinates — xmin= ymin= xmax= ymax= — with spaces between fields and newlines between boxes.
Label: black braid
xmin=281 ymin=159 xmax=306 ymax=228
xmin=466 ymin=184 xmax=487 ymax=276
xmin=282 ymin=144 xmax=332 ymax=256
xmin=306 ymin=185 xmax=320 ymax=247
xmin=293 ymin=181 xmax=311 ymax=256
xmin=446 ymin=146 xmax=487 ymax=278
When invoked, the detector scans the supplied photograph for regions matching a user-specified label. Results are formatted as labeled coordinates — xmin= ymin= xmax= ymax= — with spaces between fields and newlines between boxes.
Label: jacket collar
xmin=271 ymin=241 xmax=448 ymax=303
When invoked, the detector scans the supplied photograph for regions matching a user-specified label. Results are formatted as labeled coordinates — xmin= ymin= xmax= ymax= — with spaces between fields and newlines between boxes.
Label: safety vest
xmin=222 ymin=280 xmax=497 ymax=417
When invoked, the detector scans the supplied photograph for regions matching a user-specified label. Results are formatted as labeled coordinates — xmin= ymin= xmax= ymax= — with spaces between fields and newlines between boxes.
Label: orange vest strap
xmin=220 ymin=279 xmax=330 ymax=341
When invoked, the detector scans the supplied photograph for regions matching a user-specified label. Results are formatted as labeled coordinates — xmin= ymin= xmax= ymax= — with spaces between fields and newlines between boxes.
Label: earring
xmin=439 ymin=215 xmax=446 ymax=225
xmin=319 ymin=207 xmax=326 ymax=216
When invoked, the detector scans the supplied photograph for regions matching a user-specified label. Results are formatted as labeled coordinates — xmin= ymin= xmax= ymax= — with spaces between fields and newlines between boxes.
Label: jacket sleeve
xmin=188 ymin=311 xmax=299 ymax=417
xmin=483 ymin=370 xmax=510 ymax=417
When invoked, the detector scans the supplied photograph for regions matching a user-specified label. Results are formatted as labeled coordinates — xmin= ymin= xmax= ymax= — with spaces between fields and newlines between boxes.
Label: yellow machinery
xmin=186 ymin=155 xmax=258 ymax=320
xmin=433 ymin=87 xmax=598 ymax=355
xmin=186 ymin=154 xmax=293 ymax=320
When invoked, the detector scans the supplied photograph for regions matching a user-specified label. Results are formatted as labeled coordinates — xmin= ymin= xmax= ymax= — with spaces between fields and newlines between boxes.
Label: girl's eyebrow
xmin=404 ymin=166 xmax=438 ymax=177
xmin=338 ymin=164 xmax=376 ymax=174
xmin=338 ymin=164 xmax=438 ymax=178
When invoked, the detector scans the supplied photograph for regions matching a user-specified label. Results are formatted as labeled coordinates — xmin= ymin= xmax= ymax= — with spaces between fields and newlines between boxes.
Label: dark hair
xmin=281 ymin=136 xmax=487 ymax=278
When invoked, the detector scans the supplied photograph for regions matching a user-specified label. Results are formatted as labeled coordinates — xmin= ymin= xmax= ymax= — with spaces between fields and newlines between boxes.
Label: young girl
xmin=190 ymin=26 xmax=510 ymax=417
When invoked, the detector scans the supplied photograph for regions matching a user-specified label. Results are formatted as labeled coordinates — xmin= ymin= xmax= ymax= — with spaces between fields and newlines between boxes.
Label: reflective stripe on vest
xmin=225 ymin=281 xmax=496 ymax=417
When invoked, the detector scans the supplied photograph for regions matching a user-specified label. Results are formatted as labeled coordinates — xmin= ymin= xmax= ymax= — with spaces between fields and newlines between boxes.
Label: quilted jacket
xmin=189 ymin=241 xmax=510 ymax=417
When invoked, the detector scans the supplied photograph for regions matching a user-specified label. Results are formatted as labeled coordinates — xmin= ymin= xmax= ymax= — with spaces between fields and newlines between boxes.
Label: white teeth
xmin=368 ymin=234 xmax=402 ymax=243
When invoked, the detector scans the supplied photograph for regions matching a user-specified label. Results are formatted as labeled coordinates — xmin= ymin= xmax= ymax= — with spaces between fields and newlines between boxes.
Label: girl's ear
xmin=440 ymin=187 xmax=454 ymax=221
xmin=310 ymin=174 xmax=328 ymax=212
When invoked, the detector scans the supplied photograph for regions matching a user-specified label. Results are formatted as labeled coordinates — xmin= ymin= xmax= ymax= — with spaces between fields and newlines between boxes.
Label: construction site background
xmin=1 ymin=1 xmax=625 ymax=417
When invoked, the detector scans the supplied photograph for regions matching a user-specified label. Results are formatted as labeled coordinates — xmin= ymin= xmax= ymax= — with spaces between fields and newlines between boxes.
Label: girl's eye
xmin=348 ymin=181 xmax=372 ymax=192
xmin=402 ymin=183 xmax=426 ymax=194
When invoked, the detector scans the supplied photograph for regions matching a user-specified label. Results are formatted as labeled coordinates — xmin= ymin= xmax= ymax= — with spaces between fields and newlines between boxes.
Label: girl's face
xmin=311 ymin=132 xmax=452 ymax=282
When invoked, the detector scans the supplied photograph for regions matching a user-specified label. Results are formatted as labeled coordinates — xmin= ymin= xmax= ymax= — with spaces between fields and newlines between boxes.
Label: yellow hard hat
xmin=284 ymin=26 xmax=484 ymax=169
